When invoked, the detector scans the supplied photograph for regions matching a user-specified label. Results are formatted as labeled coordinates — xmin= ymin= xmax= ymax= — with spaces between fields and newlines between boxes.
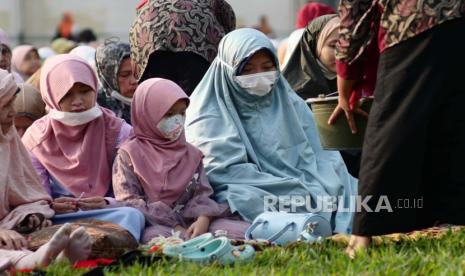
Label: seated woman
xmin=112 ymin=78 xmax=250 ymax=243
xmin=21 ymin=55 xmax=145 ymax=242
xmin=96 ymin=40 xmax=137 ymax=124
xmin=282 ymin=15 xmax=362 ymax=177
xmin=11 ymin=45 xmax=41 ymax=82
xmin=283 ymin=14 xmax=339 ymax=99
xmin=185 ymin=28 xmax=357 ymax=234
xmin=130 ymin=0 xmax=236 ymax=95
xmin=13 ymin=83 xmax=46 ymax=137
xmin=0 ymin=69 xmax=91 ymax=270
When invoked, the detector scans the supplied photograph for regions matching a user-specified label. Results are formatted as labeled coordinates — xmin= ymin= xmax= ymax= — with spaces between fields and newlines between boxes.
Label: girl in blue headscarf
xmin=185 ymin=28 xmax=357 ymax=234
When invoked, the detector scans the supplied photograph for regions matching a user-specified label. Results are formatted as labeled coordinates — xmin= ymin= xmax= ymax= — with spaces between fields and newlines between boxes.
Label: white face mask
xmin=156 ymin=114 xmax=186 ymax=141
xmin=48 ymin=105 xmax=103 ymax=126
xmin=234 ymin=71 xmax=278 ymax=97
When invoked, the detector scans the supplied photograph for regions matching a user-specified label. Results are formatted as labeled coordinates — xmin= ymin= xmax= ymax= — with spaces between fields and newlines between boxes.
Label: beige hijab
xmin=0 ymin=69 xmax=54 ymax=230
xmin=13 ymin=83 xmax=45 ymax=120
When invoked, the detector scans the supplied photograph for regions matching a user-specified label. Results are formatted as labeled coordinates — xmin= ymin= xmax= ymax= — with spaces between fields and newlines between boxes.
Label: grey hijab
xmin=95 ymin=38 xmax=131 ymax=97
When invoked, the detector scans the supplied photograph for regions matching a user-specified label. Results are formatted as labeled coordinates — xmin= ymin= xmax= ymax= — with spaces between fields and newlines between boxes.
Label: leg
xmin=208 ymin=218 xmax=251 ymax=240
xmin=53 ymin=207 xmax=146 ymax=242
xmin=14 ymin=223 xmax=72 ymax=269
xmin=141 ymin=225 xmax=175 ymax=244
xmin=57 ymin=227 xmax=92 ymax=264
xmin=348 ymin=18 xmax=465 ymax=254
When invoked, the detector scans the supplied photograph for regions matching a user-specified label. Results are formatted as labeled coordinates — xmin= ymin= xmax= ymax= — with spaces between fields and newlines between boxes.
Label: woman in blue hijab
xmin=185 ymin=28 xmax=357 ymax=234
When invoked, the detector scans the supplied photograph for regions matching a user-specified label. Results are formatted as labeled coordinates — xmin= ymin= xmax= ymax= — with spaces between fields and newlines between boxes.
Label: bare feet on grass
xmin=345 ymin=234 xmax=372 ymax=259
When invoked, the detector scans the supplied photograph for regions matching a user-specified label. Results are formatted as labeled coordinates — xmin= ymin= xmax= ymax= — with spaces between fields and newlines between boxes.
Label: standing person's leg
xmin=422 ymin=18 xmax=465 ymax=225
xmin=348 ymin=18 xmax=465 ymax=255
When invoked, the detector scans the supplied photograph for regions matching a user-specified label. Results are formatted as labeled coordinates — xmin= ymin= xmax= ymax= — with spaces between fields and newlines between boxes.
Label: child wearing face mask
xmin=112 ymin=78 xmax=251 ymax=243
xmin=21 ymin=54 xmax=145 ymax=242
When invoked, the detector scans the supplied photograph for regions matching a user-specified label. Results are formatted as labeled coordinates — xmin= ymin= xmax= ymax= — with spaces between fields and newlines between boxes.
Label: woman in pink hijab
xmin=11 ymin=45 xmax=41 ymax=82
xmin=21 ymin=54 xmax=145 ymax=242
xmin=112 ymin=78 xmax=250 ymax=243
xmin=0 ymin=69 xmax=91 ymax=271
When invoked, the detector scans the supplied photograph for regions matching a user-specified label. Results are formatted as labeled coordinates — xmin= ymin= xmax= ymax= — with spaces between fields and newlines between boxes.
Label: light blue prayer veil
xmin=185 ymin=28 xmax=357 ymax=233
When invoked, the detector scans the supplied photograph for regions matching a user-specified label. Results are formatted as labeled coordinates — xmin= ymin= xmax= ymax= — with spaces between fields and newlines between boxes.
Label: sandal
xmin=177 ymin=237 xmax=255 ymax=265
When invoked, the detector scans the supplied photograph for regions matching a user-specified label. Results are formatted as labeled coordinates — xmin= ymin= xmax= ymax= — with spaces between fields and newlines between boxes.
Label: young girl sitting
xmin=0 ymin=69 xmax=91 ymax=271
xmin=21 ymin=55 xmax=144 ymax=242
xmin=112 ymin=78 xmax=250 ymax=243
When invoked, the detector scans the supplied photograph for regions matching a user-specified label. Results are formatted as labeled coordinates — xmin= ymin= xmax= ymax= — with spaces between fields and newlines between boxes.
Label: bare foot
xmin=345 ymin=234 xmax=371 ymax=259
xmin=15 ymin=223 xmax=72 ymax=269
xmin=57 ymin=226 xmax=92 ymax=264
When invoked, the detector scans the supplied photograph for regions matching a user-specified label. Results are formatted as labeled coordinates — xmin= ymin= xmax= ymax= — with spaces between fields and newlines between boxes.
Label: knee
xmin=115 ymin=207 xmax=145 ymax=225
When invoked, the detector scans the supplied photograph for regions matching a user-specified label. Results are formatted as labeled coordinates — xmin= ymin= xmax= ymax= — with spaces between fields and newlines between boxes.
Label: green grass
xmin=21 ymin=229 xmax=465 ymax=275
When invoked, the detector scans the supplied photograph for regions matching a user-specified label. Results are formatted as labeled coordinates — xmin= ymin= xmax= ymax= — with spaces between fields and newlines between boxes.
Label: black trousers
xmin=353 ymin=18 xmax=465 ymax=236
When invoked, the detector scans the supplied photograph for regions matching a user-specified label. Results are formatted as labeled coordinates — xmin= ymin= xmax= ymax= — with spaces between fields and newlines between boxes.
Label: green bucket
xmin=306 ymin=95 xmax=373 ymax=150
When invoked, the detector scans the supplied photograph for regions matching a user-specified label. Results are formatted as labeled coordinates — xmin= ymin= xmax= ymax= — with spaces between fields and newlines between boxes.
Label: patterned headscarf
xmin=129 ymin=0 xmax=236 ymax=81
xmin=96 ymin=39 xmax=131 ymax=96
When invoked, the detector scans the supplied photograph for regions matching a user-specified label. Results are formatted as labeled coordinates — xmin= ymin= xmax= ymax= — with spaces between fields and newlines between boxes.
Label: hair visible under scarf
xmin=129 ymin=0 xmax=236 ymax=82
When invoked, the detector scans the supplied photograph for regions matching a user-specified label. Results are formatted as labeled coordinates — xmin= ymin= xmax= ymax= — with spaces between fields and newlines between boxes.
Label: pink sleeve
xmin=116 ymin=122 xmax=133 ymax=147
xmin=112 ymin=150 xmax=180 ymax=227
xmin=28 ymin=151 xmax=52 ymax=196
xmin=182 ymin=163 xmax=230 ymax=219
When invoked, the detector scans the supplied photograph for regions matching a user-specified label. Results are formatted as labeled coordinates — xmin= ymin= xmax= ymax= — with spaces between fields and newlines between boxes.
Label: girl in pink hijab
xmin=0 ymin=69 xmax=91 ymax=271
xmin=11 ymin=45 xmax=41 ymax=82
xmin=112 ymin=78 xmax=250 ymax=243
xmin=21 ymin=54 xmax=145 ymax=241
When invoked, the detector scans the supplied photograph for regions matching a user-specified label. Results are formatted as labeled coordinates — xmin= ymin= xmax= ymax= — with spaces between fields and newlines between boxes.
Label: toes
xmin=70 ymin=226 xmax=87 ymax=239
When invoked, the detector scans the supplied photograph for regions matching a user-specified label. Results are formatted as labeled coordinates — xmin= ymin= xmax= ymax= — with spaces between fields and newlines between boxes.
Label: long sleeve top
xmin=112 ymin=150 xmax=230 ymax=228
xmin=336 ymin=0 xmax=464 ymax=80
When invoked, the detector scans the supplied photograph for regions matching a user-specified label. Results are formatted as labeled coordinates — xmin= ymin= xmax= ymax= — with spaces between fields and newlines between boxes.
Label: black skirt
xmin=353 ymin=18 xmax=465 ymax=236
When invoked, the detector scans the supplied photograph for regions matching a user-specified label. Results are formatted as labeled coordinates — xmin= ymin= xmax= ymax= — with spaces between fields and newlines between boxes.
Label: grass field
xmin=22 ymin=228 xmax=465 ymax=275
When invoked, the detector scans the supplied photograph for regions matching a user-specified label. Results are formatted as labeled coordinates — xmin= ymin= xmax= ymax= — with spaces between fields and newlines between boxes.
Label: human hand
xmin=52 ymin=197 xmax=78 ymax=214
xmin=21 ymin=214 xmax=52 ymax=231
xmin=328 ymin=77 xmax=368 ymax=134
xmin=76 ymin=196 xmax=107 ymax=210
xmin=186 ymin=216 xmax=210 ymax=239
xmin=0 ymin=229 xmax=27 ymax=250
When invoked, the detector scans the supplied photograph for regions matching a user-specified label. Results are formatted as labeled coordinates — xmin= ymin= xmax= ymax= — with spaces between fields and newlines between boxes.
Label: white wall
xmin=0 ymin=0 xmax=139 ymax=46
xmin=228 ymin=0 xmax=303 ymax=37
xmin=0 ymin=0 xmax=337 ymax=46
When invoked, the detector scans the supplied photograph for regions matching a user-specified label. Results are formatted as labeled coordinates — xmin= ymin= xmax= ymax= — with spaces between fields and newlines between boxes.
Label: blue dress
xmin=185 ymin=28 xmax=358 ymax=234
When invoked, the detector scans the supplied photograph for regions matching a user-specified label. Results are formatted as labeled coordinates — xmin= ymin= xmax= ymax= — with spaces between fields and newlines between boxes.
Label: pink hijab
xmin=0 ymin=69 xmax=54 ymax=229
xmin=12 ymin=45 xmax=36 ymax=75
xmin=119 ymin=78 xmax=203 ymax=205
xmin=22 ymin=55 xmax=124 ymax=197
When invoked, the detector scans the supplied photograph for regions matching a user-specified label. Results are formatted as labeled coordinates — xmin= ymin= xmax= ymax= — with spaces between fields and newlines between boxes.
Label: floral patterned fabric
xmin=129 ymin=0 xmax=236 ymax=81
xmin=336 ymin=0 xmax=465 ymax=64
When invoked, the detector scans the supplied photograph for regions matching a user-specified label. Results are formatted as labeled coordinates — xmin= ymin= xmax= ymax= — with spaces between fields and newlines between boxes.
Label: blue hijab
xmin=186 ymin=28 xmax=357 ymax=233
